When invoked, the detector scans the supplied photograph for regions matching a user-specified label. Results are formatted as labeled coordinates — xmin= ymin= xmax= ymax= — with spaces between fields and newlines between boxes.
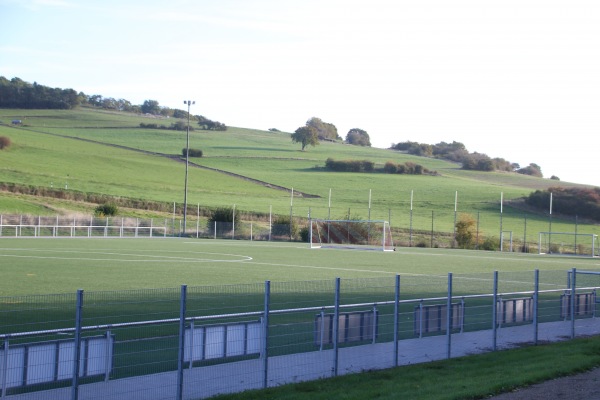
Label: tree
xmin=345 ymin=128 xmax=371 ymax=146
xmin=197 ymin=115 xmax=227 ymax=131
xmin=141 ymin=100 xmax=160 ymax=115
xmin=291 ymin=126 xmax=319 ymax=151
xmin=306 ymin=117 xmax=339 ymax=141
xmin=517 ymin=163 xmax=543 ymax=178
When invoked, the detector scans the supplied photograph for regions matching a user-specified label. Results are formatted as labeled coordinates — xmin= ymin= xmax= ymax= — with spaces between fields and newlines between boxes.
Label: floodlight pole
xmin=183 ymin=100 xmax=195 ymax=237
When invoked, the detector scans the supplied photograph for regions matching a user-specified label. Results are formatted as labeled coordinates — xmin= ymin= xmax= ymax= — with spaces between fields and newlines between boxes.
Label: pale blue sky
xmin=2 ymin=0 xmax=599 ymax=185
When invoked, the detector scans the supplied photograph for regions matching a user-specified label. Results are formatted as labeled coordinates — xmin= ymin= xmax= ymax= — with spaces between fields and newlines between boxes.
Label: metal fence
xmin=0 ymin=215 xmax=293 ymax=242
xmin=2 ymin=268 xmax=600 ymax=400
xmin=2 ymin=213 xmax=599 ymax=256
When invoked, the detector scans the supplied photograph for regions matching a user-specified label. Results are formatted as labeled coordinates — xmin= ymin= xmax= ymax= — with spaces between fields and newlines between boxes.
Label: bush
xmin=0 ymin=136 xmax=11 ymax=149
xmin=361 ymin=160 xmax=374 ymax=172
xmin=271 ymin=215 xmax=299 ymax=239
xmin=94 ymin=203 xmax=118 ymax=217
xmin=479 ymin=236 xmax=499 ymax=251
xmin=455 ymin=214 xmax=477 ymax=249
xmin=208 ymin=207 xmax=239 ymax=236
xmin=183 ymin=148 xmax=203 ymax=157
xmin=383 ymin=162 xmax=397 ymax=174
xmin=300 ymin=226 xmax=310 ymax=242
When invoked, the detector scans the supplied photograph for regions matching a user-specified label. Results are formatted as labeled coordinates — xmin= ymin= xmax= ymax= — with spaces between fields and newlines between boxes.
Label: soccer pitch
xmin=2 ymin=237 xmax=600 ymax=297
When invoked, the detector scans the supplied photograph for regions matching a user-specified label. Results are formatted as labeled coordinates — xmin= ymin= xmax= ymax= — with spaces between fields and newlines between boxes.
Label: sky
xmin=2 ymin=0 xmax=599 ymax=186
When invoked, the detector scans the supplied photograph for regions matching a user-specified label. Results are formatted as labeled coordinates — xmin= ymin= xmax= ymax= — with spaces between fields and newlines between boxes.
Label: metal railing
xmin=2 ymin=269 xmax=600 ymax=399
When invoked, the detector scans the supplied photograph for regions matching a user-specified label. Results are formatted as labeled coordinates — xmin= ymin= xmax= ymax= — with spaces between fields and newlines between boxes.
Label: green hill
xmin=0 ymin=107 xmax=596 ymax=241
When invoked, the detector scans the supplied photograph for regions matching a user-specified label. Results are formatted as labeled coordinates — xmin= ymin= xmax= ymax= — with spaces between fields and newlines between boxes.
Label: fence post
xmin=409 ymin=209 xmax=413 ymax=247
xmin=333 ymin=277 xmax=341 ymax=377
xmin=188 ymin=321 xmax=195 ymax=370
xmin=105 ymin=330 xmax=111 ymax=382
xmin=446 ymin=273 xmax=452 ymax=359
xmin=269 ymin=205 xmax=272 ymax=241
xmin=419 ymin=300 xmax=424 ymax=338
xmin=533 ymin=269 xmax=539 ymax=345
xmin=262 ymin=281 xmax=270 ymax=389
xmin=571 ymin=268 xmax=576 ymax=339
xmin=492 ymin=271 xmax=498 ymax=351
xmin=394 ymin=274 xmax=400 ymax=367
xmin=475 ymin=212 xmax=480 ymax=250
xmin=372 ymin=305 xmax=377 ymax=345
xmin=176 ymin=285 xmax=187 ymax=400
xmin=1 ymin=338 xmax=8 ymax=399
xmin=430 ymin=211 xmax=434 ymax=248
xmin=71 ymin=289 xmax=84 ymax=400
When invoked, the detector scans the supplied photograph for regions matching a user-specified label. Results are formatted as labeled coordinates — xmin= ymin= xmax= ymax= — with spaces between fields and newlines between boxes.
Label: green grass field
xmin=2 ymin=231 xmax=600 ymax=399
xmin=1 ymin=107 xmax=596 ymax=239
xmin=2 ymin=237 xmax=599 ymax=297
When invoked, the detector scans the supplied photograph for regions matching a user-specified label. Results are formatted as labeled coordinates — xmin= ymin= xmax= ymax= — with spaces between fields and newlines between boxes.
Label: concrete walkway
xmin=6 ymin=318 xmax=600 ymax=400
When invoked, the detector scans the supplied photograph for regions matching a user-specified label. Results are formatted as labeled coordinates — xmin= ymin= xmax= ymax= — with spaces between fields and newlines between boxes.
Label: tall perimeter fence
xmin=1 ymin=212 xmax=599 ymax=256
xmin=2 ymin=269 xmax=600 ymax=400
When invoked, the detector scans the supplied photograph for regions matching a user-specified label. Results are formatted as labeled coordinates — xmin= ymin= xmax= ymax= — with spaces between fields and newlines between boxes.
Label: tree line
xmin=526 ymin=187 xmax=600 ymax=221
xmin=0 ymin=77 xmax=226 ymax=131
xmin=0 ymin=77 xmax=80 ymax=109
xmin=390 ymin=140 xmax=545 ymax=178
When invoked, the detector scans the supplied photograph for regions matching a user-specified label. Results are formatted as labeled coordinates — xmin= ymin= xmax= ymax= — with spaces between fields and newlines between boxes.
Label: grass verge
xmin=210 ymin=336 xmax=600 ymax=400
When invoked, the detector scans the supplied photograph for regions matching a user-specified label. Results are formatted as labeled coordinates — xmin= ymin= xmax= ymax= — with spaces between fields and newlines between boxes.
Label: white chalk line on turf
xmin=243 ymin=261 xmax=432 ymax=276
xmin=0 ymin=254 xmax=250 ymax=263
xmin=0 ymin=248 xmax=252 ymax=263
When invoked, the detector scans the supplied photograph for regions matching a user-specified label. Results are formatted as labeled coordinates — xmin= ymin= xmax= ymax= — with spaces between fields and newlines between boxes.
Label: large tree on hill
xmin=141 ymin=99 xmax=160 ymax=115
xmin=306 ymin=117 xmax=339 ymax=141
xmin=345 ymin=128 xmax=371 ymax=146
xmin=291 ymin=126 xmax=319 ymax=151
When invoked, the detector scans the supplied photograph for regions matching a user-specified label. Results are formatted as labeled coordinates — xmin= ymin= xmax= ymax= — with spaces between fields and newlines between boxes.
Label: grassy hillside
xmin=0 ymin=107 xmax=596 ymax=238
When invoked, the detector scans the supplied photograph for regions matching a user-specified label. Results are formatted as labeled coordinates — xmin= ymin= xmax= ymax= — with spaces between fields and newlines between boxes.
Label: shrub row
xmin=325 ymin=158 xmax=374 ymax=172
xmin=140 ymin=122 xmax=195 ymax=131
xmin=324 ymin=158 xmax=430 ymax=175
xmin=383 ymin=161 xmax=427 ymax=175
xmin=0 ymin=182 xmax=174 ymax=213
xmin=526 ymin=187 xmax=600 ymax=221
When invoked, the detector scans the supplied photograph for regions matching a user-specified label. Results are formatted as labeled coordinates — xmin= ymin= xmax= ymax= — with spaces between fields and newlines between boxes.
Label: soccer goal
xmin=310 ymin=219 xmax=394 ymax=251
xmin=538 ymin=232 xmax=598 ymax=257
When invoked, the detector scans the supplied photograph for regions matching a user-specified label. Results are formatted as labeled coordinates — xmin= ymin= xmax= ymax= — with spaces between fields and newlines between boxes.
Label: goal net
xmin=310 ymin=219 xmax=394 ymax=251
xmin=538 ymin=232 xmax=598 ymax=257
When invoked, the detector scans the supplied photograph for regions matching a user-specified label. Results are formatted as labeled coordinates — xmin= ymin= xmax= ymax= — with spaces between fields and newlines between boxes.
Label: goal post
xmin=538 ymin=232 xmax=598 ymax=257
xmin=310 ymin=219 xmax=394 ymax=251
